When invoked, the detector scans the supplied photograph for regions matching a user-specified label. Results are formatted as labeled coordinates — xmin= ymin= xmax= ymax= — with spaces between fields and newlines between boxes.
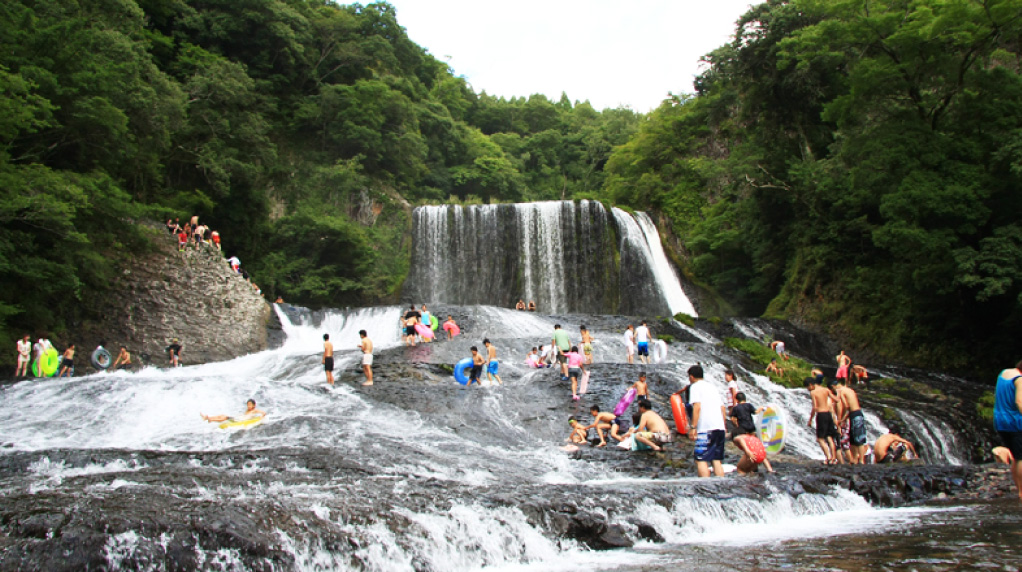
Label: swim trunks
xmin=62 ymin=358 xmax=74 ymax=369
xmin=638 ymin=431 xmax=671 ymax=445
xmin=694 ymin=429 xmax=725 ymax=462
xmin=470 ymin=364 xmax=482 ymax=381
xmin=488 ymin=360 xmax=499 ymax=374
xmin=556 ymin=353 xmax=567 ymax=364
xmin=735 ymin=434 xmax=766 ymax=464
xmin=404 ymin=326 xmax=416 ymax=336
xmin=324 ymin=357 xmax=334 ymax=371
xmin=612 ymin=416 xmax=631 ymax=433
xmin=999 ymin=431 xmax=1022 ymax=462
xmin=568 ymin=367 xmax=581 ymax=379
xmin=361 ymin=354 xmax=373 ymax=366
xmin=849 ymin=409 xmax=867 ymax=446
xmin=815 ymin=411 xmax=840 ymax=441
xmin=836 ymin=365 xmax=849 ymax=379
xmin=637 ymin=342 xmax=649 ymax=356
xmin=583 ymin=343 xmax=592 ymax=355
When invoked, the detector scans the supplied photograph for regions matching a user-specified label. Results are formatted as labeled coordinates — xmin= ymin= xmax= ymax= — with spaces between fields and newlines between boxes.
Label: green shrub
xmin=977 ymin=391 xmax=995 ymax=422
xmin=674 ymin=313 xmax=695 ymax=327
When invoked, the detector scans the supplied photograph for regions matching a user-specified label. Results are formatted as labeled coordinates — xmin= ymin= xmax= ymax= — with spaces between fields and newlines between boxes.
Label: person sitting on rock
xmin=565 ymin=417 xmax=587 ymax=445
xmin=201 ymin=399 xmax=265 ymax=424
xmin=634 ymin=399 xmax=672 ymax=452
xmin=874 ymin=430 xmax=918 ymax=463
xmin=528 ymin=300 xmax=536 ymax=311
xmin=766 ymin=358 xmax=784 ymax=377
xmin=515 ymin=299 xmax=526 ymax=311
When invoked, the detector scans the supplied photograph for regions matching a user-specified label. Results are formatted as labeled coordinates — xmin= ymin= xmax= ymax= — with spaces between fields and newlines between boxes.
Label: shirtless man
xmin=483 ymin=338 xmax=503 ymax=385
xmin=358 ymin=330 xmax=373 ymax=386
xmin=580 ymin=326 xmax=595 ymax=365
xmin=805 ymin=377 xmax=842 ymax=464
xmin=15 ymin=335 xmax=31 ymax=377
xmin=322 ymin=334 xmax=334 ymax=385
xmin=112 ymin=346 xmax=132 ymax=371
xmin=634 ymin=399 xmax=672 ymax=452
xmin=527 ymin=300 xmax=536 ymax=311
xmin=201 ymin=399 xmax=265 ymax=423
xmin=835 ymin=350 xmax=852 ymax=382
xmin=515 ymin=299 xmax=526 ymax=311
xmin=623 ymin=325 xmax=636 ymax=364
xmin=468 ymin=346 xmax=484 ymax=387
xmin=874 ymin=431 xmax=918 ymax=463
xmin=585 ymin=406 xmax=617 ymax=447
xmin=629 ymin=374 xmax=649 ymax=400
xmin=58 ymin=344 xmax=75 ymax=378
xmin=834 ymin=378 xmax=867 ymax=463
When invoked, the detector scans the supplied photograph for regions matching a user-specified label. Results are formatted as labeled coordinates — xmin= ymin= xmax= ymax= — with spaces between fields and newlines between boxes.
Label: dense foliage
xmin=604 ymin=0 xmax=1022 ymax=373
xmin=0 ymin=0 xmax=637 ymax=355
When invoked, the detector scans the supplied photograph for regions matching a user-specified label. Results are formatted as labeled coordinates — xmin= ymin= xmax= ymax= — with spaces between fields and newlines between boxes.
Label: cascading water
xmin=0 ymin=303 xmax=992 ymax=571
xmin=406 ymin=201 xmax=698 ymax=316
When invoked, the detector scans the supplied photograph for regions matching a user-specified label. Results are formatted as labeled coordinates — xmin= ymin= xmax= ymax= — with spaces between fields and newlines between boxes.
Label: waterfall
xmin=406 ymin=201 xmax=698 ymax=316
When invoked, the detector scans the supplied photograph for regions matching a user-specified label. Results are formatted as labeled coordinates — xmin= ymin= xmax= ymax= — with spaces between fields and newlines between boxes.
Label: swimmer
xmin=201 ymin=399 xmax=266 ymax=423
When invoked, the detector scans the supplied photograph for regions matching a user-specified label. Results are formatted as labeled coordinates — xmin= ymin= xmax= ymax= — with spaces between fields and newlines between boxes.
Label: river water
xmin=0 ymin=304 xmax=1016 ymax=571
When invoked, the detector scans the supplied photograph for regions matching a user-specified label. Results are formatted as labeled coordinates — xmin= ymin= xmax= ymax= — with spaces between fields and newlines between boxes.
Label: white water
xmin=897 ymin=410 xmax=966 ymax=465
xmin=634 ymin=212 xmax=698 ymax=317
xmin=517 ymin=201 xmax=569 ymax=312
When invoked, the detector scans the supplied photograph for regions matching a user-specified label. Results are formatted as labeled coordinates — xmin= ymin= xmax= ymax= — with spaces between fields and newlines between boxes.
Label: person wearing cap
xmin=166 ymin=338 xmax=183 ymax=367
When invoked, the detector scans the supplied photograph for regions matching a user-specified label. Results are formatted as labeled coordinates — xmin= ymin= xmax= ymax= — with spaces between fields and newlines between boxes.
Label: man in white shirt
xmin=686 ymin=364 xmax=728 ymax=477
xmin=623 ymin=325 xmax=636 ymax=364
xmin=634 ymin=321 xmax=651 ymax=364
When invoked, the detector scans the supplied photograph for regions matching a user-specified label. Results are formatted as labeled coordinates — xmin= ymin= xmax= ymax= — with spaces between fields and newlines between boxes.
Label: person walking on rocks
xmin=635 ymin=321 xmax=651 ymax=364
xmin=805 ymin=377 xmax=842 ymax=464
xmin=580 ymin=325 xmax=595 ymax=365
xmin=623 ymin=325 xmax=636 ymax=364
xmin=420 ymin=305 xmax=433 ymax=343
xmin=483 ymin=338 xmax=502 ymax=385
xmin=687 ymin=365 xmax=727 ymax=477
xmin=323 ymin=334 xmax=334 ymax=386
xmin=566 ymin=345 xmax=586 ymax=400
xmin=552 ymin=324 xmax=571 ymax=380
xmin=57 ymin=344 xmax=75 ymax=378
xmin=15 ymin=334 xmax=31 ymax=377
xmin=994 ymin=360 xmax=1022 ymax=501
xmin=358 ymin=330 xmax=373 ymax=386
xmin=402 ymin=305 xmax=421 ymax=347
xmin=468 ymin=346 xmax=484 ymax=387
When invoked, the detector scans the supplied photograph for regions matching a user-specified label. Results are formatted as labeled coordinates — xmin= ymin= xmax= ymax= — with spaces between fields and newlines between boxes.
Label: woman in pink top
xmin=566 ymin=345 xmax=587 ymax=401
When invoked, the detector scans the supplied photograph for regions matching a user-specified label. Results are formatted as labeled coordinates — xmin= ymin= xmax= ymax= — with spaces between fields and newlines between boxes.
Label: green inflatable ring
xmin=32 ymin=348 xmax=60 ymax=377
xmin=431 ymin=314 xmax=439 ymax=331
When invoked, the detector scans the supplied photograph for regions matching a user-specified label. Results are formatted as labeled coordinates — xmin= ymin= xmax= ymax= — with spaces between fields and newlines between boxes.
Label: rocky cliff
xmin=72 ymin=228 xmax=274 ymax=371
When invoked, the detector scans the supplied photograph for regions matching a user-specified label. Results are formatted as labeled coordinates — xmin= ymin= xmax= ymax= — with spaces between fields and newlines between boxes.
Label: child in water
xmin=565 ymin=417 xmax=587 ymax=444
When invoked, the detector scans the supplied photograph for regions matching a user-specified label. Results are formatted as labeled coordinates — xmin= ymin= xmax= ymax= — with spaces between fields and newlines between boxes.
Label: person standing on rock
xmin=635 ymin=321 xmax=651 ymax=364
xmin=15 ymin=334 xmax=31 ymax=377
xmin=805 ymin=377 xmax=842 ymax=464
xmin=468 ymin=346 xmax=484 ymax=387
xmin=994 ymin=360 xmax=1022 ymax=501
xmin=419 ymin=305 xmax=432 ymax=344
xmin=687 ymin=365 xmax=727 ymax=477
xmin=623 ymin=325 xmax=636 ymax=364
xmin=322 ymin=334 xmax=334 ymax=385
xmin=833 ymin=378 xmax=867 ymax=463
xmin=57 ymin=344 xmax=75 ymax=378
xmin=566 ymin=345 xmax=586 ymax=400
xmin=552 ymin=324 xmax=571 ymax=380
xmin=724 ymin=369 xmax=739 ymax=409
xmin=443 ymin=315 xmax=460 ymax=340
xmin=166 ymin=338 xmax=183 ymax=367
xmin=483 ymin=338 xmax=503 ymax=385
xmin=580 ymin=325 xmax=595 ymax=365
xmin=835 ymin=351 xmax=852 ymax=382
xmin=358 ymin=330 xmax=373 ymax=386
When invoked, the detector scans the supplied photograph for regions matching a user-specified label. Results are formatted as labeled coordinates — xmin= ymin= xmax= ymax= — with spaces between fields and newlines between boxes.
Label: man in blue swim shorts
xmin=483 ymin=338 xmax=502 ymax=385
xmin=686 ymin=365 xmax=727 ymax=477
xmin=635 ymin=321 xmax=651 ymax=364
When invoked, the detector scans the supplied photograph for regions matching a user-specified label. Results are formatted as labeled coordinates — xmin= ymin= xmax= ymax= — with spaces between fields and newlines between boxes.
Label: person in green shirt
xmin=552 ymin=324 xmax=571 ymax=380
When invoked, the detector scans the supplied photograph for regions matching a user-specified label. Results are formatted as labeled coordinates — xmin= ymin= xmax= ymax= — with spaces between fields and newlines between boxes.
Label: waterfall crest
xmin=405 ymin=201 xmax=698 ymax=316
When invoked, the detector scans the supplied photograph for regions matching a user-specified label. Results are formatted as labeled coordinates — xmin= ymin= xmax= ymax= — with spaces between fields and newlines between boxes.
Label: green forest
xmin=1 ymin=0 xmax=1020 ymax=375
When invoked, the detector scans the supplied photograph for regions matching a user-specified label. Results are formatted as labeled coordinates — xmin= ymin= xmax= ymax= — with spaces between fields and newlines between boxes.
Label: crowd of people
xmin=12 ymin=336 xmax=184 ymax=378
